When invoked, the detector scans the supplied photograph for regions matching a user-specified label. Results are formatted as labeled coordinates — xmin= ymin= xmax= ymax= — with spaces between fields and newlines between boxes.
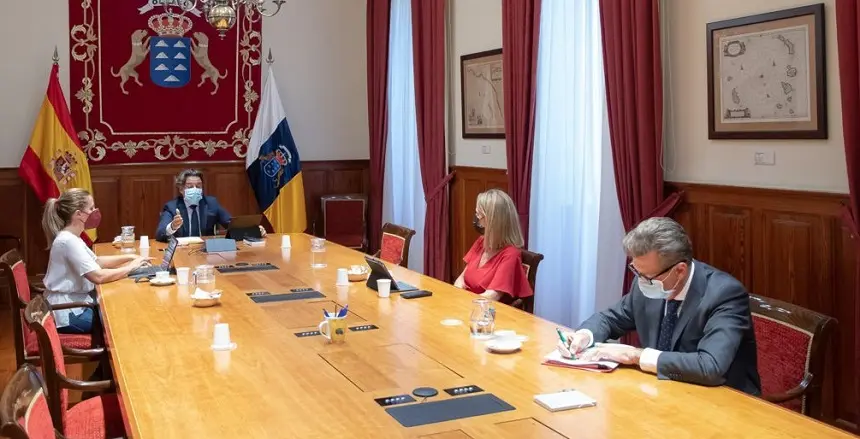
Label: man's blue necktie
xmin=190 ymin=206 xmax=200 ymax=237
xmin=657 ymin=300 xmax=682 ymax=351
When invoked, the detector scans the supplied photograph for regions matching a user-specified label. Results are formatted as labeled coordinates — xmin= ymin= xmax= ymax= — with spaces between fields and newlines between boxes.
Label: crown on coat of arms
xmin=148 ymin=13 xmax=193 ymax=37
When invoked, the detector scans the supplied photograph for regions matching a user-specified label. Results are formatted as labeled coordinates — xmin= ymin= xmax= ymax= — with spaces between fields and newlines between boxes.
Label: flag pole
xmin=52 ymin=46 xmax=59 ymax=65
xmin=266 ymin=48 xmax=274 ymax=66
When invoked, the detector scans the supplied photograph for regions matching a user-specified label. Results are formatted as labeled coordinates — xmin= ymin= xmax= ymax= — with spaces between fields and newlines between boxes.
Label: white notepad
xmin=176 ymin=237 xmax=205 ymax=246
xmin=534 ymin=389 xmax=597 ymax=412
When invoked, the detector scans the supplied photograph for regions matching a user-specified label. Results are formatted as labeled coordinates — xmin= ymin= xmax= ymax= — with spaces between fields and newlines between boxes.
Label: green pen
xmin=557 ymin=328 xmax=576 ymax=359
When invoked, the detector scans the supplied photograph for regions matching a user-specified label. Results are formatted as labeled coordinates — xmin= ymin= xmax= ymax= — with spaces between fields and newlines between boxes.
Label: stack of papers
xmin=176 ymin=237 xmax=205 ymax=246
xmin=542 ymin=350 xmax=619 ymax=373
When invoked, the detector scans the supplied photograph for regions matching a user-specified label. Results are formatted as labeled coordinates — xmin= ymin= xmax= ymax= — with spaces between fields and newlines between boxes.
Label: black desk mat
xmin=216 ymin=263 xmax=279 ymax=274
xmin=249 ymin=291 xmax=324 ymax=303
xmin=385 ymin=393 xmax=514 ymax=427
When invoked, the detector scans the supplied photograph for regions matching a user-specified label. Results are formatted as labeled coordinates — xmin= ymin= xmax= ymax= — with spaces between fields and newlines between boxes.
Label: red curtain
xmin=835 ymin=0 xmax=860 ymax=424
xmin=366 ymin=0 xmax=391 ymax=253
xmin=502 ymin=0 xmax=542 ymax=245
xmin=411 ymin=0 xmax=452 ymax=281
xmin=599 ymin=0 xmax=681 ymax=346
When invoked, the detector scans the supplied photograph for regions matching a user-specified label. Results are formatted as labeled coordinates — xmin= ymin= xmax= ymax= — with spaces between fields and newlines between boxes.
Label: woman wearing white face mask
xmin=42 ymin=188 xmax=152 ymax=334
xmin=154 ymin=169 xmax=267 ymax=242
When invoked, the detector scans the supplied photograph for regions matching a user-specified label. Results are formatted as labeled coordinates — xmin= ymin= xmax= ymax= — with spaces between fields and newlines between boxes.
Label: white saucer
xmin=211 ymin=342 xmax=237 ymax=351
xmin=440 ymin=319 xmax=463 ymax=326
xmin=485 ymin=339 xmax=522 ymax=354
xmin=150 ymin=277 xmax=176 ymax=286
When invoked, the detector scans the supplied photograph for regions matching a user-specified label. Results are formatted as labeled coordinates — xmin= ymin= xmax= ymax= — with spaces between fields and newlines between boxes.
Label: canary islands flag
xmin=19 ymin=63 xmax=96 ymax=245
xmin=246 ymin=67 xmax=307 ymax=233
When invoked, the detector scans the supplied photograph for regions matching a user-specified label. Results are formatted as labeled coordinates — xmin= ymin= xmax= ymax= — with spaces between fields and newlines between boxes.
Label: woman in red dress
xmin=453 ymin=189 xmax=533 ymax=303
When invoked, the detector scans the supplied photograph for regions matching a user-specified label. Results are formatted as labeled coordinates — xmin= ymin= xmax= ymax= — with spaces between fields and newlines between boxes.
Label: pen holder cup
xmin=318 ymin=316 xmax=347 ymax=344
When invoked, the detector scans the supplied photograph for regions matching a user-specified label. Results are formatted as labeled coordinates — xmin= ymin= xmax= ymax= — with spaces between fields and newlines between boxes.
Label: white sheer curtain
xmin=382 ymin=0 xmax=425 ymax=273
xmin=529 ymin=0 xmax=626 ymax=327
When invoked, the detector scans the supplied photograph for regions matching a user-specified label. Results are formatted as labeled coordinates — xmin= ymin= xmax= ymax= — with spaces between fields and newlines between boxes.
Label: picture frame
xmin=706 ymin=4 xmax=826 ymax=139
xmin=460 ymin=49 xmax=505 ymax=139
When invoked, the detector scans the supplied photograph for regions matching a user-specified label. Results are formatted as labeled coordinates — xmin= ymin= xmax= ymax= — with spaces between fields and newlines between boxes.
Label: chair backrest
xmin=513 ymin=249 xmax=544 ymax=314
xmin=321 ymin=195 xmax=367 ymax=249
xmin=24 ymin=295 xmax=69 ymax=434
xmin=0 ymin=248 xmax=35 ymax=368
xmin=0 ymin=364 xmax=56 ymax=439
xmin=749 ymin=294 xmax=835 ymax=416
xmin=379 ymin=223 xmax=417 ymax=267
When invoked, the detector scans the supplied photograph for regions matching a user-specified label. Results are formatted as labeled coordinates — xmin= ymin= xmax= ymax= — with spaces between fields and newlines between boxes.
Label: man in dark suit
xmin=558 ymin=217 xmax=761 ymax=395
xmin=155 ymin=169 xmax=265 ymax=242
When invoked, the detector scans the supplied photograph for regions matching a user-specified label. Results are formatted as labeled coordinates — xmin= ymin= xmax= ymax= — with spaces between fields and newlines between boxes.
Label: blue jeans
xmin=59 ymin=308 xmax=93 ymax=334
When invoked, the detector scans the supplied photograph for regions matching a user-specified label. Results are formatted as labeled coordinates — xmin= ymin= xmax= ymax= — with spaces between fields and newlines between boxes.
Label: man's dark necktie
xmin=657 ymin=300 xmax=682 ymax=351
xmin=190 ymin=206 xmax=200 ymax=237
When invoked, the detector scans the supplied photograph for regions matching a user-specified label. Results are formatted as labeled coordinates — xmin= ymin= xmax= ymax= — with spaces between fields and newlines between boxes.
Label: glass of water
xmin=192 ymin=265 xmax=217 ymax=293
xmin=470 ymin=298 xmax=495 ymax=339
xmin=120 ymin=226 xmax=135 ymax=252
xmin=310 ymin=237 xmax=327 ymax=268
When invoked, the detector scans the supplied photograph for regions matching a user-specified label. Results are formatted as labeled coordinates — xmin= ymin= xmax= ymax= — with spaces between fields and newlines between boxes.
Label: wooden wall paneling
xmin=667 ymin=182 xmax=857 ymax=433
xmin=448 ymin=166 xmax=508 ymax=281
xmin=0 ymin=159 xmax=370 ymax=277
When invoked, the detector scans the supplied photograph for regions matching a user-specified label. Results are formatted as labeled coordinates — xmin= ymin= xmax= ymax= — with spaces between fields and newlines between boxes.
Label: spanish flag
xmin=19 ymin=62 xmax=96 ymax=244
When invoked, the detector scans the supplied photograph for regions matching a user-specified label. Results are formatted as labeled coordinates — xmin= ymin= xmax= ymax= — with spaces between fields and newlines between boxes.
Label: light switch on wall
xmin=754 ymin=150 xmax=776 ymax=166
xmin=481 ymin=145 xmax=491 ymax=154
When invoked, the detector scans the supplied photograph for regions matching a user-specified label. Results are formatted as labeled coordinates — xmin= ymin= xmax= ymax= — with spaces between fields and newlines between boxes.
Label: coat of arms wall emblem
xmin=69 ymin=2 xmax=262 ymax=164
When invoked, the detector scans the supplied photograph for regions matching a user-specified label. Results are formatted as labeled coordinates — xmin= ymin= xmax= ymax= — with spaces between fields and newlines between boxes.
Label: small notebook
xmin=534 ymin=389 xmax=597 ymax=412
xmin=542 ymin=350 xmax=619 ymax=373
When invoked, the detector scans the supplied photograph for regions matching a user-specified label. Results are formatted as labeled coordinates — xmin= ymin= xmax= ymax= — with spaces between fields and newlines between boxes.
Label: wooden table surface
xmin=95 ymin=234 xmax=856 ymax=439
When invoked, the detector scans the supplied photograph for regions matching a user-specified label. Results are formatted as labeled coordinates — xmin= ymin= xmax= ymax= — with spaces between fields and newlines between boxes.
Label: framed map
xmin=461 ymin=49 xmax=504 ymax=138
xmin=707 ymin=4 xmax=826 ymax=139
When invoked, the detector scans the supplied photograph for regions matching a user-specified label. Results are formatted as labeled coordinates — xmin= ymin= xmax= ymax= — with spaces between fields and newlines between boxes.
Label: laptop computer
xmin=226 ymin=214 xmax=263 ymax=241
xmin=364 ymin=255 xmax=417 ymax=292
xmin=128 ymin=237 xmax=178 ymax=278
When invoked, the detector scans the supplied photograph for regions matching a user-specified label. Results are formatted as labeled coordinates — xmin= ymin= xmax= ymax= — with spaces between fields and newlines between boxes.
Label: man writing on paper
xmin=558 ymin=217 xmax=761 ymax=395
xmin=155 ymin=169 xmax=266 ymax=242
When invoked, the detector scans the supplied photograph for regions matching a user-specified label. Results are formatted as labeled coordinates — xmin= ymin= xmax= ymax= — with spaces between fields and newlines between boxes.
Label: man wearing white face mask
xmin=155 ymin=169 xmax=266 ymax=242
xmin=557 ymin=217 xmax=760 ymax=395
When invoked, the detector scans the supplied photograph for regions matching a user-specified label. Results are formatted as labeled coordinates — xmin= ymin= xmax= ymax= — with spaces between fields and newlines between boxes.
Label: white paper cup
xmin=336 ymin=268 xmax=349 ymax=286
xmin=212 ymin=323 xmax=233 ymax=350
xmin=281 ymin=235 xmax=291 ymax=248
xmin=139 ymin=247 xmax=150 ymax=258
xmin=139 ymin=235 xmax=150 ymax=248
xmin=155 ymin=270 xmax=170 ymax=281
xmin=377 ymin=279 xmax=391 ymax=298
xmin=176 ymin=267 xmax=190 ymax=285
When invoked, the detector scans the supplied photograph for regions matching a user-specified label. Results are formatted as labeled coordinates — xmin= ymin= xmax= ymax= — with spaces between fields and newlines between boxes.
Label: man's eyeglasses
xmin=628 ymin=260 xmax=685 ymax=285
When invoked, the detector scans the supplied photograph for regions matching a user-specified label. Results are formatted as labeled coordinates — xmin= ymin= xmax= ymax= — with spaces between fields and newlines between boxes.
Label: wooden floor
xmin=0 ymin=311 xmax=15 ymax=390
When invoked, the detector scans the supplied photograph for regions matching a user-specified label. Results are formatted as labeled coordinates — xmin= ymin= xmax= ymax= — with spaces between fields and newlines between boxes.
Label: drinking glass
xmin=469 ymin=298 xmax=495 ymax=339
xmin=310 ymin=237 xmax=327 ymax=268
xmin=192 ymin=265 xmax=217 ymax=293
xmin=120 ymin=226 xmax=135 ymax=252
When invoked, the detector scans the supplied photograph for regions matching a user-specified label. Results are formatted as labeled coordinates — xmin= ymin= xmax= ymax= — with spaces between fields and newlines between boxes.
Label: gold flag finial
xmin=266 ymin=49 xmax=274 ymax=65
xmin=52 ymin=46 xmax=59 ymax=65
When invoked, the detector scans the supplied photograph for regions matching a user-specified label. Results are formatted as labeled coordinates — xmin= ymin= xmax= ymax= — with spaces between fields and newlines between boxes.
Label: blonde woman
xmin=41 ymin=188 xmax=151 ymax=334
xmin=453 ymin=189 xmax=532 ymax=303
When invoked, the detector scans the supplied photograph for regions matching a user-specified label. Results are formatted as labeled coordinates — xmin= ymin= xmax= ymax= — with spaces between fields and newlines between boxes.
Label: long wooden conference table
xmin=95 ymin=234 xmax=855 ymax=438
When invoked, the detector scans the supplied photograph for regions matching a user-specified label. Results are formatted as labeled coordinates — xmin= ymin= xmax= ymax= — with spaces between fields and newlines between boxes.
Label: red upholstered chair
xmin=749 ymin=294 xmax=835 ymax=417
xmin=0 ymin=364 xmax=57 ymax=439
xmin=0 ymin=249 xmax=93 ymax=369
xmin=24 ymin=295 xmax=125 ymax=439
xmin=510 ymin=249 xmax=543 ymax=314
xmin=373 ymin=223 xmax=416 ymax=267
xmin=321 ymin=194 xmax=367 ymax=250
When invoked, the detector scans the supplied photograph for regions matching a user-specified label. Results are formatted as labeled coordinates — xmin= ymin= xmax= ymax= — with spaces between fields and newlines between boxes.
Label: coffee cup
xmin=212 ymin=323 xmax=236 ymax=350
xmin=376 ymin=279 xmax=391 ymax=298
xmin=336 ymin=268 xmax=349 ymax=286
xmin=139 ymin=235 xmax=150 ymax=248
xmin=154 ymin=270 xmax=170 ymax=282
xmin=281 ymin=235 xmax=292 ymax=248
